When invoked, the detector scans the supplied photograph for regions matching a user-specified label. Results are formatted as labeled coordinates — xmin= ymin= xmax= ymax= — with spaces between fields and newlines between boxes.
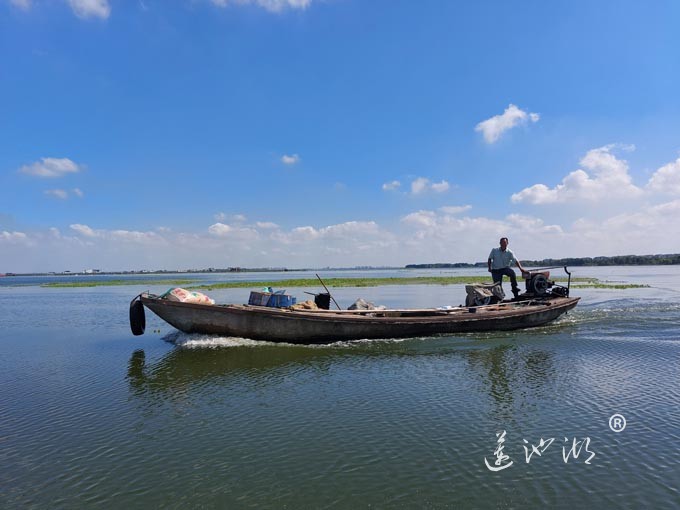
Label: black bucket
xmin=314 ymin=292 xmax=331 ymax=310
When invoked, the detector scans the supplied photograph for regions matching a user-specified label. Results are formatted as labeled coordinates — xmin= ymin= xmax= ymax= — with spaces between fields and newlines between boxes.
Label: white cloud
xmin=511 ymin=145 xmax=643 ymax=204
xmin=45 ymin=189 xmax=69 ymax=200
xmin=70 ymin=224 xmax=97 ymax=237
xmin=439 ymin=205 xmax=472 ymax=215
xmin=208 ymin=222 xmax=233 ymax=236
xmin=255 ymin=221 xmax=279 ymax=229
xmin=20 ymin=157 xmax=82 ymax=178
xmin=647 ymin=157 xmax=680 ymax=195
xmin=44 ymin=188 xmax=84 ymax=200
xmin=8 ymin=195 xmax=680 ymax=272
xmin=210 ymin=0 xmax=312 ymax=13
xmin=68 ymin=0 xmax=110 ymax=19
xmin=281 ymin=154 xmax=300 ymax=165
xmin=431 ymin=180 xmax=450 ymax=193
xmin=208 ymin=222 xmax=259 ymax=240
xmin=10 ymin=0 xmax=31 ymax=10
xmin=69 ymin=224 xmax=163 ymax=245
xmin=382 ymin=180 xmax=401 ymax=191
xmin=0 ymin=231 xmax=28 ymax=243
xmin=475 ymin=104 xmax=540 ymax=144
xmin=214 ymin=212 xmax=247 ymax=223
xmin=288 ymin=225 xmax=320 ymax=241
xmin=411 ymin=177 xmax=429 ymax=195
xmin=410 ymin=177 xmax=450 ymax=195
xmin=274 ymin=221 xmax=386 ymax=246
xmin=505 ymin=213 xmax=563 ymax=234
xmin=401 ymin=210 xmax=437 ymax=228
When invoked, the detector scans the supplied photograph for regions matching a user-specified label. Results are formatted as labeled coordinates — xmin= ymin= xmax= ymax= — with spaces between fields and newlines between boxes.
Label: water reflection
xmin=127 ymin=345 xmax=335 ymax=394
xmin=462 ymin=342 xmax=556 ymax=420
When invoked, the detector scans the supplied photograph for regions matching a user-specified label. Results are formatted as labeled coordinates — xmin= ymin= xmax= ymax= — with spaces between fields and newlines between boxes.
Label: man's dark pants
xmin=491 ymin=267 xmax=520 ymax=297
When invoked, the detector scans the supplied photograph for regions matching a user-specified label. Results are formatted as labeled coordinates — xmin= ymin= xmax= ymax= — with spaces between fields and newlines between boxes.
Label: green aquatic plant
xmin=570 ymin=283 xmax=649 ymax=289
xmin=190 ymin=275 xmax=596 ymax=290
xmin=39 ymin=275 xmax=615 ymax=290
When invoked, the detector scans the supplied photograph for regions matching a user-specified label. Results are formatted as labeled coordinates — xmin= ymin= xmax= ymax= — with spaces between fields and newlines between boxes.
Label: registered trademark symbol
xmin=609 ymin=414 xmax=626 ymax=433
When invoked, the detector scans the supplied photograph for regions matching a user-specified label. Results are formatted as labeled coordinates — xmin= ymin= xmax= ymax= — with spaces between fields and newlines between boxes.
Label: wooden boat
xmin=130 ymin=292 xmax=580 ymax=344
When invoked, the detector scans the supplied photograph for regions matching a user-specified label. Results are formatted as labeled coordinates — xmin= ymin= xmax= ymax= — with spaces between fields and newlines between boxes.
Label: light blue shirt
xmin=488 ymin=247 xmax=516 ymax=270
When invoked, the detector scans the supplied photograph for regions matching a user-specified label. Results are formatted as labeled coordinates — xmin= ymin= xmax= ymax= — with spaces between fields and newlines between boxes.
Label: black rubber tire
xmin=129 ymin=300 xmax=146 ymax=336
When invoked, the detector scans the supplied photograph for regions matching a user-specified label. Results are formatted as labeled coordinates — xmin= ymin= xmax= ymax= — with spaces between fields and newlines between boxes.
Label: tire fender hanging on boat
xmin=129 ymin=294 xmax=146 ymax=336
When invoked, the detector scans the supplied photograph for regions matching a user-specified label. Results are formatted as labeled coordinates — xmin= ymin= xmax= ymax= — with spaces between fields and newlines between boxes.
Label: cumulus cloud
xmin=70 ymin=224 xmax=97 ymax=237
xmin=210 ymin=0 xmax=312 ymax=12
xmin=208 ymin=222 xmax=259 ymax=240
xmin=431 ymin=181 xmax=450 ymax=193
xmin=208 ymin=223 xmax=233 ymax=236
xmin=410 ymin=177 xmax=450 ymax=195
xmin=511 ymin=145 xmax=643 ymax=204
xmin=475 ymin=104 xmax=540 ymax=144
xmin=20 ymin=157 xmax=82 ymax=178
xmin=401 ymin=210 xmax=437 ymax=228
xmin=0 ymin=231 xmax=28 ymax=243
xmin=439 ymin=205 xmax=472 ymax=215
xmin=382 ymin=180 xmax=401 ymax=191
xmin=281 ymin=154 xmax=300 ymax=165
xmin=45 ymin=189 xmax=69 ymax=200
xmin=69 ymin=224 xmax=162 ymax=244
xmin=68 ymin=0 xmax=110 ymax=19
xmin=255 ymin=221 xmax=279 ymax=229
xmin=647 ymin=157 xmax=680 ymax=195
xmin=273 ymin=221 xmax=386 ymax=247
xmin=411 ymin=178 xmax=429 ymax=195
xmin=72 ymin=188 xmax=84 ymax=198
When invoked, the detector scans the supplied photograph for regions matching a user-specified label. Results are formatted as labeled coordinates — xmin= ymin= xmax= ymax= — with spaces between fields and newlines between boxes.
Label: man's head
xmin=499 ymin=237 xmax=509 ymax=250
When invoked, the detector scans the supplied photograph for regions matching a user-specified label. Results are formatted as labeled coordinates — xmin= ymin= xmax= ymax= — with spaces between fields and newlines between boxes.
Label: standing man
xmin=488 ymin=237 xmax=527 ymax=299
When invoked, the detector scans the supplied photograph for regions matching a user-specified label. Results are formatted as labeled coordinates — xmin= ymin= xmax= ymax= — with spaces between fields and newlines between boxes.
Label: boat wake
xmin=163 ymin=330 xmax=415 ymax=349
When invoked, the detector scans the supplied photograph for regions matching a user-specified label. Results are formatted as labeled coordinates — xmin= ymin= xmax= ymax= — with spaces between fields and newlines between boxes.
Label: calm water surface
xmin=1 ymin=267 xmax=679 ymax=509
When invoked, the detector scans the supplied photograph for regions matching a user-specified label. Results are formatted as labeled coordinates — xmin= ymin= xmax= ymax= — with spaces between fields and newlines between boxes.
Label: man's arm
xmin=515 ymin=259 xmax=528 ymax=277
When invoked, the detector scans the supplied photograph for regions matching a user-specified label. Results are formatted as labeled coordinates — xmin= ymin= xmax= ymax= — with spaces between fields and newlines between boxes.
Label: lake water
xmin=1 ymin=267 xmax=679 ymax=509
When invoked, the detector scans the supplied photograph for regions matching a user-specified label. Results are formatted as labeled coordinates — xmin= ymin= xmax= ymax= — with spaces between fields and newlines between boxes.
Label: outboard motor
xmin=525 ymin=271 xmax=552 ymax=296
xmin=522 ymin=267 xmax=572 ymax=298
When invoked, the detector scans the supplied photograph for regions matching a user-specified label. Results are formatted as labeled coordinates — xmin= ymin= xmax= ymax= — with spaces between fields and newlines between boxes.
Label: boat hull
xmin=140 ymin=295 xmax=580 ymax=344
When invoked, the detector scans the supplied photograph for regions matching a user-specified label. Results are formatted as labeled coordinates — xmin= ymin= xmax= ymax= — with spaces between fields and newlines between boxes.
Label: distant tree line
xmin=406 ymin=254 xmax=680 ymax=269
xmin=520 ymin=254 xmax=680 ymax=266
xmin=405 ymin=263 xmax=486 ymax=269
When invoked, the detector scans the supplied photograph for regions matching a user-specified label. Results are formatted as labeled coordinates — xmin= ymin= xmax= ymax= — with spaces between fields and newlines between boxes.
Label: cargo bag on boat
xmin=465 ymin=283 xmax=505 ymax=307
xmin=248 ymin=289 xmax=296 ymax=308
xmin=162 ymin=287 xmax=215 ymax=305
xmin=348 ymin=298 xmax=386 ymax=311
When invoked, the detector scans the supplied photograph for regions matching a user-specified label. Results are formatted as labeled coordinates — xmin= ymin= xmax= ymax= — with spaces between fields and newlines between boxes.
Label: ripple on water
xmin=3 ymin=281 xmax=680 ymax=508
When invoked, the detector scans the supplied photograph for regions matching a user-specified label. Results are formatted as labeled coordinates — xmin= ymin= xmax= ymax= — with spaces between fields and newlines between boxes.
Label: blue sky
xmin=2 ymin=0 xmax=680 ymax=272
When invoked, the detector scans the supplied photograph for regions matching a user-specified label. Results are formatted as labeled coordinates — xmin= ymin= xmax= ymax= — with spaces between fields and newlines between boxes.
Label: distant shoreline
xmin=2 ymin=253 xmax=679 ymax=276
